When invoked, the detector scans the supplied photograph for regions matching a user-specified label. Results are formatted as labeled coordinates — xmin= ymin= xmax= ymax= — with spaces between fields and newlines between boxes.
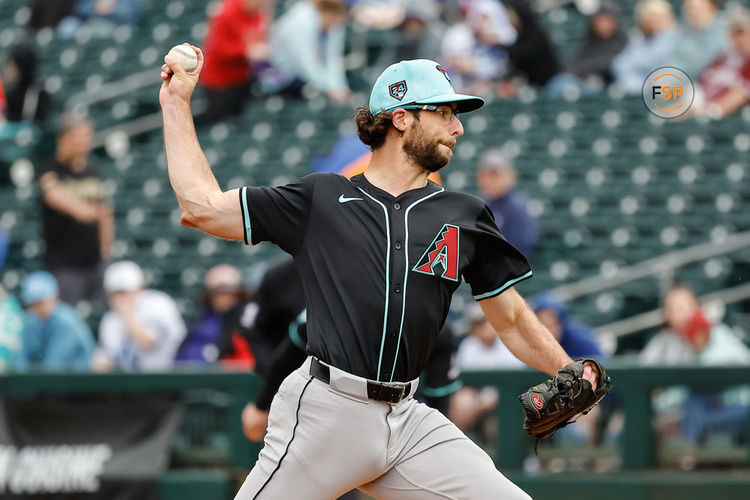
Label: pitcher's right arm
xmin=159 ymin=44 xmax=243 ymax=240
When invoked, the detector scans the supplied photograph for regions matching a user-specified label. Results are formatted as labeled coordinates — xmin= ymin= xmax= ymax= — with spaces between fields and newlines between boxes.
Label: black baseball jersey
xmin=239 ymin=172 xmax=531 ymax=382
xmin=250 ymin=258 xmax=461 ymax=415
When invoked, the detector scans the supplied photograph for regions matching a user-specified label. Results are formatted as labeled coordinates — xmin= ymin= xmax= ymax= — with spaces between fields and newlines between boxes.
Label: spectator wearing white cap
xmin=93 ymin=261 xmax=186 ymax=371
xmin=475 ymin=148 xmax=539 ymax=257
xmin=14 ymin=271 xmax=95 ymax=371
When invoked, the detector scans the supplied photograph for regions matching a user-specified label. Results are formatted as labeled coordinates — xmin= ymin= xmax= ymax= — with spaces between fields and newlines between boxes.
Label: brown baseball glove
xmin=518 ymin=358 xmax=612 ymax=440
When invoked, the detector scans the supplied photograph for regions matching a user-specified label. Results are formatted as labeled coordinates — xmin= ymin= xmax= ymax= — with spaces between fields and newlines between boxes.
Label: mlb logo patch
xmin=388 ymin=80 xmax=407 ymax=101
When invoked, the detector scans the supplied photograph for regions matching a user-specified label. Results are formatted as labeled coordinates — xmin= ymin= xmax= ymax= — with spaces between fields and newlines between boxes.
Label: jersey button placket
xmin=381 ymin=200 xmax=405 ymax=382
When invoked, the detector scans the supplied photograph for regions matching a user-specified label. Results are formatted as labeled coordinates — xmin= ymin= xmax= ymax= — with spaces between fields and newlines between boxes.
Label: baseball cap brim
xmin=413 ymin=93 xmax=485 ymax=113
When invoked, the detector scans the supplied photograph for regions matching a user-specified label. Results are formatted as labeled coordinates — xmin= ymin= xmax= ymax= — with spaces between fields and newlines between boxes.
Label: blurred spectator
xmin=548 ymin=0 xmax=627 ymax=96
xmin=451 ymin=303 xmax=520 ymax=434
xmin=58 ymin=0 xmax=145 ymax=39
xmin=503 ymin=0 xmax=561 ymax=87
xmin=1 ymin=46 xmax=50 ymax=125
xmin=176 ymin=264 xmax=255 ymax=368
xmin=612 ymin=0 xmax=679 ymax=94
xmin=531 ymin=292 xmax=603 ymax=360
xmin=475 ymin=148 xmax=539 ymax=257
xmin=14 ymin=271 xmax=95 ymax=371
xmin=0 ymin=284 xmax=23 ymax=372
xmin=29 ymin=0 xmax=79 ymax=31
xmin=676 ymin=311 xmax=750 ymax=445
xmin=663 ymin=0 xmax=728 ymax=79
xmin=641 ymin=285 xmax=746 ymax=365
xmin=641 ymin=285 xmax=750 ymax=447
xmin=268 ymin=0 xmax=351 ymax=103
xmin=376 ymin=1 xmax=446 ymax=67
xmin=640 ymin=285 xmax=702 ymax=364
xmin=441 ymin=0 xmax=517 ymax=94
xmin=348 ymin=0 xmax=405 ymax=31
xmin=693 ymin=5 xmax=750 ymax=119
xmin=93 ymin=261 xmax=186 ymax=371
xmin=0 ymin=225 xmax=8 ymax=270
xmin=0 ymin=75 xmax=5 ymax=117
xmin=39 ymin=115 xmax=113 ymax=305
xmin=200 ymin=0 xmax=274 ymax=123
xmin=455 ymin=303 xmax=523 ymax=371
xmin=0 ymin=227 xmax=20 ymax=371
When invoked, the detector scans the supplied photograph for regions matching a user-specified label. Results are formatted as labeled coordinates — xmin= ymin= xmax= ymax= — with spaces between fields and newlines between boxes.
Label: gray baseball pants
xmin=235 ymin=357 xmax=531 ymax=500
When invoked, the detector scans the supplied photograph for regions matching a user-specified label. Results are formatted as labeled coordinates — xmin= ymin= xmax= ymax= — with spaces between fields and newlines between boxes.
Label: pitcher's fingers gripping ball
xmin=160 ymin=43 xmax=202 ymax=84
xmin=519 ymin=358 xmax=612 ymax=440
xmin=168 ymin=44 xmax=198 ymax=72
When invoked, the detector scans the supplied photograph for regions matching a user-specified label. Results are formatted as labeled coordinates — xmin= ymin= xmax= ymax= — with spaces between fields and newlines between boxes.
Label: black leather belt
xmin=309 ymin=357 xmax=412 ymax=404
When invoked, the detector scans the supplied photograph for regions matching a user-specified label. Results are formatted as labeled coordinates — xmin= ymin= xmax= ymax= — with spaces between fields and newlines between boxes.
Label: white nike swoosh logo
xmin=338 ymin=195 xmax=364 ymax=203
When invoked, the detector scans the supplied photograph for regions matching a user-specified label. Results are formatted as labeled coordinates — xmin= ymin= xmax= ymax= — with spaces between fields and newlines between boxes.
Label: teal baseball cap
xmin=20 ymin=271 xmax=59 ymax=305
xmin=369 ymin=59 xmax=484 ymax=114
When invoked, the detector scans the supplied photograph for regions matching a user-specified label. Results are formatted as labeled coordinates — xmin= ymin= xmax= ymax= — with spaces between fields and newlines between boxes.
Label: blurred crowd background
xmin=1 ymin=0 xmax=750 ymax=491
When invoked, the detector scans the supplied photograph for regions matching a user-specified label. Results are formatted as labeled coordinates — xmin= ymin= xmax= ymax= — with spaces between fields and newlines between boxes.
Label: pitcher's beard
xmin=403 ymin=123 xmax=453 ymax=173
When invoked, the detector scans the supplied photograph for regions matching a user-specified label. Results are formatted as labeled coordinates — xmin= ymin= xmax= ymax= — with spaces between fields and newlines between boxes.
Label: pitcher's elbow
xmin=179 ymin=213 xmax=198 ymax=228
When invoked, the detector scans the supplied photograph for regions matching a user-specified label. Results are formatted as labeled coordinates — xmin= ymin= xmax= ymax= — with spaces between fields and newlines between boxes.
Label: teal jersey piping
xmin=390 ymin=187 xmax=445 ymax=382
xmin=357 ymin=187 xmax=391 ymax=382
xmin=288 ymin=321 xmax=305 ymax=349
xmin=473 ymin=270 xmax=534 ymax=300
xmin=420 ymin=379 xmax=463 ymax=398
xmin=240 ymin=187 xmax=252 ymax=245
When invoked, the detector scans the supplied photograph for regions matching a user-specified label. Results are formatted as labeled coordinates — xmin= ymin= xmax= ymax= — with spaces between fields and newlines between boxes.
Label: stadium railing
xmin=548 ymin=230 xmax=750 ymax=341
xmin=2 ymin=365 xmax=748 ymax=467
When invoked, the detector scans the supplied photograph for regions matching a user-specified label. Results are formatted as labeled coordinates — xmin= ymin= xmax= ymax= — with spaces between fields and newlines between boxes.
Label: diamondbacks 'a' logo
xmin=413 ymin=224 xmax=460 ymax=281
xmin=389 ymin=80 xmax=407 ymax=101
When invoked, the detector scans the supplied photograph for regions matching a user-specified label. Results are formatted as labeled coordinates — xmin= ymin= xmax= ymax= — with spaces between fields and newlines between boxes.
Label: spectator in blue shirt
xmin=14 ymin=271 xmax=95 ymax=371
xmin=475 ymin=148 xmax=540 ymax=257
xmin=662 ymin=0 xmax=729 ymax=79
xmin=612 ymin=0 xmax=679 ymax=94
xmin=268 ymin=0 xmax=351 ymax=103
xmin=531 ymin=292 xmax=603 ymax=360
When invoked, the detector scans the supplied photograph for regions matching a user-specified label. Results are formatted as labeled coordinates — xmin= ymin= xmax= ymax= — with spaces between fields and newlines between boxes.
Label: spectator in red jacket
xmin=199 ymin=0 xmax=274 ymax=123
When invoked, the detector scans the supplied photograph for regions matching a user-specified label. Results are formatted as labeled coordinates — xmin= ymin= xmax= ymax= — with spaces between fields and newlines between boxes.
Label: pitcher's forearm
xmin=479 ymin=289 xmax=571 ymax=376
xmin=507 ymin=307 xmax=572 ymax=376
xmin=162 ymin=100 xmax=221 ymax=216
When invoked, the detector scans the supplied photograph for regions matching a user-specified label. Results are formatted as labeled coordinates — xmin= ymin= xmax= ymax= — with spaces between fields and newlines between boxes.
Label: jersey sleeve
xmin=239 ymin=173 xmax=318 ymax=254
xmin=463 ymin=204 xmax=533 ymax=301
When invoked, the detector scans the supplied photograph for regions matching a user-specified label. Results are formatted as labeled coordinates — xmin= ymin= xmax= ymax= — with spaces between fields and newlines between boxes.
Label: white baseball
xmin=168 ymin=44 xmax=198 ymax=72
